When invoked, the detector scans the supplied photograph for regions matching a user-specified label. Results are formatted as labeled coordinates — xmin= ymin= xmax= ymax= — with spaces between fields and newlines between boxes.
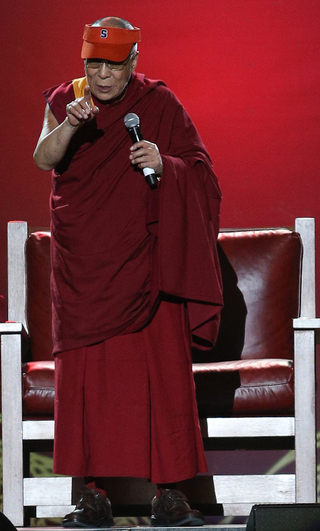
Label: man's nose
xmin=99 ymin=63 xmax=112 ymax=77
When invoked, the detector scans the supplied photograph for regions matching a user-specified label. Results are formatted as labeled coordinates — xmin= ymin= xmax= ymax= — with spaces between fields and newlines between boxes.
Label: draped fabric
xmin=53 ymin=299 xmax=208 ymax=481
xmin=44 ymin=72 xmax=223 ymax=355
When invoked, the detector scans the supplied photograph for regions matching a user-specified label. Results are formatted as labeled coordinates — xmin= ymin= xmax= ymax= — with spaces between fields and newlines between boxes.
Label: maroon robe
xmin=44 ymin=72 xmax=223 ymax=480
xmin=44 ymin=72 xmax=222 ymax=354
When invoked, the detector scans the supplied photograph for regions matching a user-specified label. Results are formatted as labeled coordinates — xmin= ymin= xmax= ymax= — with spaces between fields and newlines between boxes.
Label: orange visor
xmin=81 ymin=25 xmax=141 ymax=62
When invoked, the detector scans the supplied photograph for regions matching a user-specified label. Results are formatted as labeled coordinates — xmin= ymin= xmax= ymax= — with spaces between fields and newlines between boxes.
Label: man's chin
xmin=95 ymin=88 xmax=128 ymax=105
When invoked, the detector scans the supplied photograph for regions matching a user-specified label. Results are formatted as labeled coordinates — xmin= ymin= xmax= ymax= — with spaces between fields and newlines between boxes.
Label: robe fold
xmin=44 ymin=72 xmax=223 ymax=481
xmin=44 ymin=72 xmax=223 ymax=355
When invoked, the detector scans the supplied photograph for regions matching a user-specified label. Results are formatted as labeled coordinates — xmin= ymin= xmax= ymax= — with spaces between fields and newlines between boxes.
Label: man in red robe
xmin=34 ymin=16 xmax=223 ymax=528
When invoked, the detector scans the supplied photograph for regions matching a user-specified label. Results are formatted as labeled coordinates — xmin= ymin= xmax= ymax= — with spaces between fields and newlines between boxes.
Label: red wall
xmin=1 ymin=0 xmax=319 ymax=307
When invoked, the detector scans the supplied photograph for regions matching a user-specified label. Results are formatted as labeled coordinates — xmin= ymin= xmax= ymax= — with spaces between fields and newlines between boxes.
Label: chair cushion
xmin=22 ymin=358 xmax=294 ymax=418
xmin=193 ymin=359 xmax=294 ymax=417
xmin=22 ymin=361 xmax=55 ymax=417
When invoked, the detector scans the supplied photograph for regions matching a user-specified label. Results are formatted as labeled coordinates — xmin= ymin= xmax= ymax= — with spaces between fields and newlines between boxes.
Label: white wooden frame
xmin=200 ymin=217 xmax=318 ymax=516
xmin=0 ymin=222 xmax=73 ymax=525
xmin=0 ymin=218 xmax=318 ymax=525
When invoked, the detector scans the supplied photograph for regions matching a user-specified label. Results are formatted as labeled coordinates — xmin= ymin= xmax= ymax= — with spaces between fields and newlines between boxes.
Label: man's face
xmin=85 ymin=52 xmax=138 ymax=102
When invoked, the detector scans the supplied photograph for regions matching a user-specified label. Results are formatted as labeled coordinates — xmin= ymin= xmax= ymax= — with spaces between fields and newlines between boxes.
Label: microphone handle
xmin=129 ymin=126 xmax=158 ymax=190
xmin=128 ymin=125 xmax=143 ymax=144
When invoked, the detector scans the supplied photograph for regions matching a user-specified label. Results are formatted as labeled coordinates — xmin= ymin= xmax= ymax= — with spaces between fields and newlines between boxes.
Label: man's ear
xmin=131 ymin=51 xmax=139 ymax=71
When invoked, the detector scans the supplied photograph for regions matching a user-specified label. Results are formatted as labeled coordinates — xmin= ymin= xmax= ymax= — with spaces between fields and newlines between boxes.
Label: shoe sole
xmin=151 ymin=515 xmax=204 ymax=527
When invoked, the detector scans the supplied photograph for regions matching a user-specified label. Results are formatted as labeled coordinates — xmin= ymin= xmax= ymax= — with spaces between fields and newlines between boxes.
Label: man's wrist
xmin=64 ymin=116 xmax=80 ymax=130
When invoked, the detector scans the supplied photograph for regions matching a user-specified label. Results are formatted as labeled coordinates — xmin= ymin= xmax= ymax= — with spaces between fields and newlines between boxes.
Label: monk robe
xmin=44 ymin=72 xmax=223 ymax=482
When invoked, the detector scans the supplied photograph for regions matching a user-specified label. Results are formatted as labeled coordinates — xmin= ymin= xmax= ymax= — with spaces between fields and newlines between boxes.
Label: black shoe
xmin=62 ymin=487 xmax=114 ymax=528
xmin=151 ymin=488 xmax=205 ymax=527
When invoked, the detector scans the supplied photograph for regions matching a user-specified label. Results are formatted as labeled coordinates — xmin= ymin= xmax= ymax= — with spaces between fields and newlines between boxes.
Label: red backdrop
xmin=0 ymin=1 xmax=319 ymax=315
xmin=0 ymin=0 xmax=319 ymax=499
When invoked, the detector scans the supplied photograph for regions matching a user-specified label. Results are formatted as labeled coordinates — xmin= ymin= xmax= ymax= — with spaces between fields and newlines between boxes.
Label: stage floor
xmin=18 ymin=527 xmax=247 ymax=531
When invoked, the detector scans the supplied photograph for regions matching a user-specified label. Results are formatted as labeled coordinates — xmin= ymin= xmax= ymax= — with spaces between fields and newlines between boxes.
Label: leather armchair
xmin=192 ymin=219 xmax=318 ymax=516
xmin=1 ymin=218 xmax=318 ymax=525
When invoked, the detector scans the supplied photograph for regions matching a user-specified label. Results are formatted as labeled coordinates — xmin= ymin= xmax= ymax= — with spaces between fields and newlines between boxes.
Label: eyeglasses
xmin=86 ymin=53 xmax=135 ymax=72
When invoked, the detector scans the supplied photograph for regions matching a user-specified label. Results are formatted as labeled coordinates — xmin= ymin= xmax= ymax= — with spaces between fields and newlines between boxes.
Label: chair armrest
xmin=294 ymin=318 xmax=320 ymax=344
xmin=0 ymin=322 xmax=27 ymax=335
xmin=293 ymin=318 xmax=320 ymax=329
xmin=1 ymin=321 xmax=28 ymax=418
xmin=0 ymin=322 xmax=29 ymax=357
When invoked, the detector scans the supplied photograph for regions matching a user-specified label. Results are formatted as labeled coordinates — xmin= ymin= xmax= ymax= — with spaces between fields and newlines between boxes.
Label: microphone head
xmin=124 ymin=113 xmax=140 ymax=129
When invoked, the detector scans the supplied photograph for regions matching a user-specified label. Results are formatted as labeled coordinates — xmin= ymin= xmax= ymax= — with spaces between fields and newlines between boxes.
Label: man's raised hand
xmin=65 ymin=85 xmax=99 ymax=127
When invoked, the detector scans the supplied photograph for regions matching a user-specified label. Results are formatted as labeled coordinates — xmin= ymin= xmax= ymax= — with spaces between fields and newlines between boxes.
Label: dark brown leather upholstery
xmin=193 ymin=229 xmax=301 ymax=416
xmin=22 ymin=361 xmax=54 ymax=416
xmin=193 ymin=359 xmax=294 ymax=417
xmin=25 ymin=231 xmax=53 ymax=361
xmin=23 ymin=232 xmax=54 ymax=418
xmin=22 ymin=228 xmax=301 ymax=419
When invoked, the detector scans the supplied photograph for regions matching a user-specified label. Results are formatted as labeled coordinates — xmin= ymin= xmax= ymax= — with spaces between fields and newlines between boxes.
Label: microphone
xmin=124 ymin=113 xmax=158 ymax=190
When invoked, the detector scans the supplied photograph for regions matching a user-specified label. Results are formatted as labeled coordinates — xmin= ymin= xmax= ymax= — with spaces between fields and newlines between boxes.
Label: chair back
xmin=26 ymin=232 xmax=52 ymax=361
xmin=214 ymin=229 xmax=302 ymax=362
xmin=24 ymin=228 xmax=302 ymax=364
